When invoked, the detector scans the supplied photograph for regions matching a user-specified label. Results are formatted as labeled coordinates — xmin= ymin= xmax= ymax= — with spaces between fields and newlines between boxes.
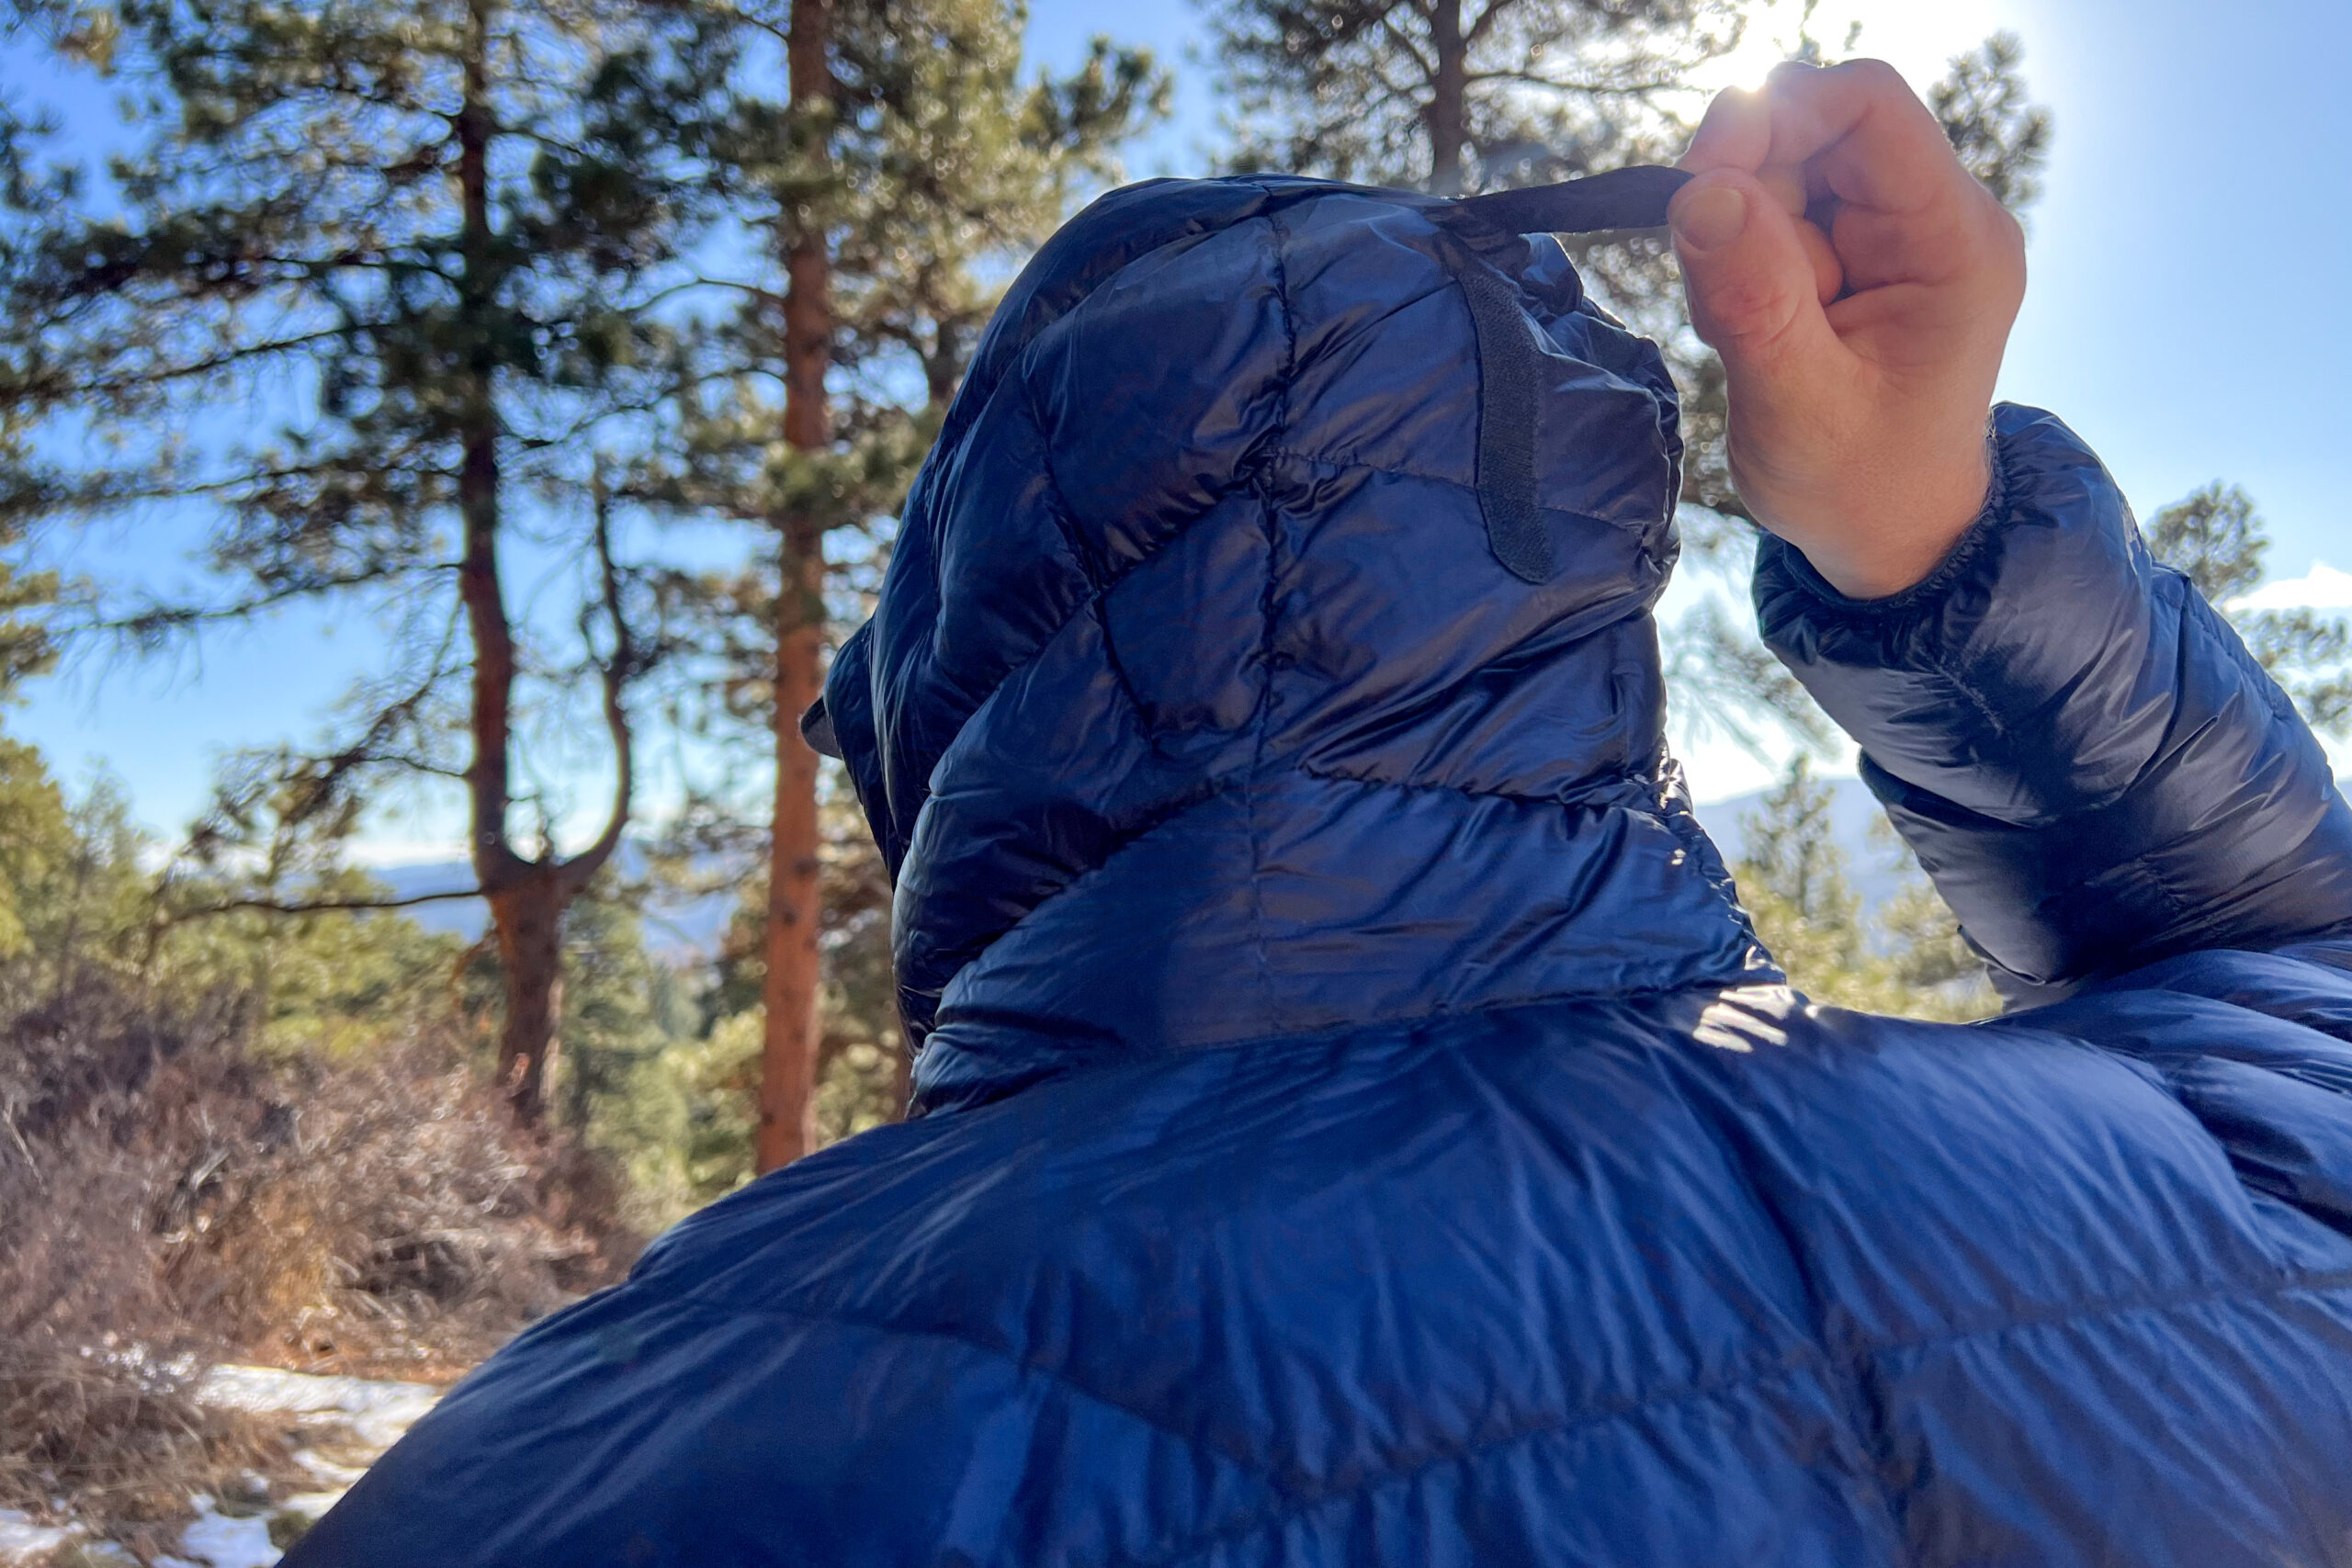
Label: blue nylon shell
xmin=290 ymin=177 xmax=2352 ymax=1567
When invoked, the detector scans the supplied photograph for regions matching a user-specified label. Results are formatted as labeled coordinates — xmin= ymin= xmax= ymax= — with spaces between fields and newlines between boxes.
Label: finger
xmin=1793 ymin=217 xmax=1843 ymax=305
xmin=1669 ymin=168 xmax=1846 ymax=383
xmin=1755 ymin=58 xmax=1965 ymax=214
xmin=1830 ymin=197 xmax=1992 ymax=292
xmin=1678 ymin=85 xmax=1770 ymax=174
xmin=1683 ymin=85 xmax=1808 ymax=220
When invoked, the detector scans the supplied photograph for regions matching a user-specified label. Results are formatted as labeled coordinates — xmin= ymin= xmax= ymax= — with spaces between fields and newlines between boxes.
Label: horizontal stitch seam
xmin=1858 ymin=1264 xmax=2352 ymax=1365
xmin=623 ymin=1290 xmax=1280 ymax=1492
xmin=1131 ymin=1267 xmax=2352 ymax=1568
xmin=637 ymin=1280 xmax=1830 ymax=1561
xmin=1294 ymin=759 xmax=1663 ymax=812
xmin=1130 ymin=1347 xmax=1833 ymax=1568
xmin=1258 ymin=444 xmax=1660 ymax=529
xmin=933 ymin=966 xmax=1750 ymax=1080
xmin=921 ymin=761 xmax=1704 ymax=1018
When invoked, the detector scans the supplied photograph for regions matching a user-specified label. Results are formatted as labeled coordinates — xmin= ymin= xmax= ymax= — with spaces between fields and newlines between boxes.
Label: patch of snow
xmin=10 ymin=1367 xmax=437 ymax=1567
xmin=289 ymin=1451 xmax=368 ymax=1489
xmin=195 ymin=1365 xmax=441 ymax=1452
xmin=0 ymin=1509 xmax=79 ymax=1562
xmin=276 ymin=1494 xmax=346 ymax=1524
xmin=175 ymin=1497 xmax=279 ymax=1568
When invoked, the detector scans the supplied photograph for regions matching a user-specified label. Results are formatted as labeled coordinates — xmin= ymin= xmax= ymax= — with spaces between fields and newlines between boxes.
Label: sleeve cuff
xmin=1755 ymin=412 xmax=2015 ymax=625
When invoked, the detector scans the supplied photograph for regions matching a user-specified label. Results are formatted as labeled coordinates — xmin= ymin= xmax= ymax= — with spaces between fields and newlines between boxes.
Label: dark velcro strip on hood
xmin=1436 ymin=164 xmax=1690 ymax=583
xmin=1441 ymin=241 xmax=1552 ymax=584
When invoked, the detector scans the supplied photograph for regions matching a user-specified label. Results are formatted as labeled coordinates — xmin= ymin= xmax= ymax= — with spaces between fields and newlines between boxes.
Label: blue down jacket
xmin=296 ymin=177 xmax=2352 ymax=1566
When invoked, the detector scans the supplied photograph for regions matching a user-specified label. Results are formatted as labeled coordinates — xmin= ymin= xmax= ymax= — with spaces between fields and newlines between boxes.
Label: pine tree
xmin=2147 ymin=482 xmax=2352 ymax=735
xmin=1734 ymin=756 xmax=1864 ymax=987
xmin=0 ymin=0 xmax=730 ymax=1120
xmin=1207 ymin=0 xmax=1738 ymax=196
xmin=1732 ymin=758 xmax=1993 ymax=1021
xmin=653 ymin=0 xmax=1165 ymax=1168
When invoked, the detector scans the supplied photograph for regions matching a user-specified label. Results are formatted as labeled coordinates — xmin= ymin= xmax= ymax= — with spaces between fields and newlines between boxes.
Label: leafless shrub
xmin=0 ymin=975 xmax=639 ymax=1544
xmin=183 ymin=1032 xmax=639 ymax=1378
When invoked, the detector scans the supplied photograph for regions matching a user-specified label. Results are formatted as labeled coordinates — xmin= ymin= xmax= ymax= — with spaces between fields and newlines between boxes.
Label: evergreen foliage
xmin=2147 ymin=481 xmax=2352 ymax=735
xmin=0 ymin=0 xmax=737 ymax=1117
xmin=1206 ymin=0 xmax=1736 ymax=196
xmin=1730 ymin=758 xmax=1992 ymax=1021
xmin=641 ymin=0 xmax=1163 ymax=1163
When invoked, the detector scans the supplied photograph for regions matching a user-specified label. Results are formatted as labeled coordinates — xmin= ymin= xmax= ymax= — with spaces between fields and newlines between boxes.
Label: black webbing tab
xmin=1436 ymin=164 xmax=1690 ymax=583
xmin=1437 ymin=235 xmax=1551 ymax=584
xmin=1449 ymin=164 xmax=1692 ymax=235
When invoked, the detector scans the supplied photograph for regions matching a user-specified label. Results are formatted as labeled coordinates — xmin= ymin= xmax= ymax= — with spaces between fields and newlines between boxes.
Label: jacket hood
xmin=819 ymin=175 xmax=1773 ymax=1113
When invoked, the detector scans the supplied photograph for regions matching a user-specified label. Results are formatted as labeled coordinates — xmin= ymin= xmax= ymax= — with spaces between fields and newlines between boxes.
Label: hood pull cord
xmin=1449 ymin=164 xmax=1692 ymax=236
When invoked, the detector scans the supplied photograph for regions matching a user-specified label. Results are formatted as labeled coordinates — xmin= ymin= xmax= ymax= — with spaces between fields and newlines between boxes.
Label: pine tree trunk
xmin=754 ymin=0 xmax=835 ymax=1173
xmin=757 ymin=524 xmax=827 ymax=1169
xmin=488 ymin=875 xmax=566 ymax=1120
xmin=1428 ymin=0 xmax=1468 ymax=195
xmin=452 ymin=0 xmax=562 ymax=1123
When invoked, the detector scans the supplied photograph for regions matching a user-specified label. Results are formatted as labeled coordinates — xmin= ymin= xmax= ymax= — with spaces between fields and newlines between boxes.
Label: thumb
xmin=1669 ymin=170 xmax=1840 ymax=389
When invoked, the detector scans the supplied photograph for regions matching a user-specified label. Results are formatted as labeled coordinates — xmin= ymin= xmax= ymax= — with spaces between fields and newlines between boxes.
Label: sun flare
xmin=1690 ymin=0 xmax=2011 ymax=98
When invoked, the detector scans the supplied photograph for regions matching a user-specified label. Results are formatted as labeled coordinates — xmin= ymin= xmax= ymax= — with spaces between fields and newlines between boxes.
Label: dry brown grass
xmin=180 ymin=1034 xmax=639 ymax=1380
xmin=0 ymin=977 xmax=641 ymax=1546
xmin=0 ymin=1345 xmax=285 ymax=1561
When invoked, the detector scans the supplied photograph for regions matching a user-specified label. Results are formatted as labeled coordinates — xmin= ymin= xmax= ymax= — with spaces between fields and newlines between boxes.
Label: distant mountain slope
xmin=368 ymin=845 xmax=738 ymax=963
xmin=1691 ymin=774 xmax=1910 ymax=916
xmin=361 ymin=782 xmax=1911 ymax=967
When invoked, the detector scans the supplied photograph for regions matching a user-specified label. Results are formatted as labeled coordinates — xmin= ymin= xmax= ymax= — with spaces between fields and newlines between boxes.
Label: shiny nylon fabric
xmin=292 ymin=179 xmax=2352 ymax=1567
xmin=1757 ymin=404 xmax=2352 ymax=1003
xmin=834 ymin=174 xmax=1764 ymax=1109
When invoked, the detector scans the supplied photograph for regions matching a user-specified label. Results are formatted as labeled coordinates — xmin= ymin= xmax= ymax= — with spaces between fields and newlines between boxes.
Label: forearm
xmin=1756 ymin=403 xmax=2352 ymax=1001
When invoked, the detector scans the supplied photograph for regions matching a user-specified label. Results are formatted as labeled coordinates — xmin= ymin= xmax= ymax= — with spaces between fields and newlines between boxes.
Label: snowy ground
xmin=0 ymin=1365 xmax=441 ymax=1567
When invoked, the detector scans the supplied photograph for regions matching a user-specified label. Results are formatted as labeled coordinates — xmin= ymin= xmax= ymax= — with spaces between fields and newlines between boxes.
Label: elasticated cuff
xmin=1751 ymin=415 xmax=2012 ymax=626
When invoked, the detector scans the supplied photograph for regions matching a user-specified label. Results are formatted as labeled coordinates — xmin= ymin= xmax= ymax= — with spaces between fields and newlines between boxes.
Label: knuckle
xmin=1970 ymin=200 xmax=2028 ymax=275
xmin=1996 ymin=206 xmax=2028 ymax=255
xmin=1830 ymin=58 xmax=1905 ymax=97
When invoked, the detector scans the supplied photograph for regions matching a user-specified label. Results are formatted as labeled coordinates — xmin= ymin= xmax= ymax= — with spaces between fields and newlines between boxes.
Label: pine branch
xmin=170 ymin=886 xmax=484 ymax=921
xmin=560 ymin=472 xmax=638 ymax=894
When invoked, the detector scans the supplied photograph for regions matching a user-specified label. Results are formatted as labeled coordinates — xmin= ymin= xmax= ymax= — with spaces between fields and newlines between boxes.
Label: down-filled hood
xmin=817 ymin=175 xmax=1774 ymax=1113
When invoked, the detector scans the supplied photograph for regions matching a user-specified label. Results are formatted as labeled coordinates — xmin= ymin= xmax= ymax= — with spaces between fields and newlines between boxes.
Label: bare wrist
xmin=1798 ymin=445 xmax=1993 ymax=601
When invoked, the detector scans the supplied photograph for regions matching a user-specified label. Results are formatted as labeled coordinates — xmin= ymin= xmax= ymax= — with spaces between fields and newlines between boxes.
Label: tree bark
xmin=453 ymin=0 xmax=615 ymax=1124
xmin=1428 ymin=0 xmax=1469 ymax=195
xmin=754 ymin=0 xmax=835 ymax=1173
xmin=487 ymin=876 xmax=566 ymax=1118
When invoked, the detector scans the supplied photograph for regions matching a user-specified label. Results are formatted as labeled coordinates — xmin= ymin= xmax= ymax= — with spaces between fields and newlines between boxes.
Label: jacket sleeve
xmin=1754 ymin=402 xmax=2352 ymax=1004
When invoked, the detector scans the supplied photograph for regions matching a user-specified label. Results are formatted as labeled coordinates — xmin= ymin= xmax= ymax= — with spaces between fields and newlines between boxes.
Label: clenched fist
xmin=1671 ymin=61 xmax=2028 ymax=599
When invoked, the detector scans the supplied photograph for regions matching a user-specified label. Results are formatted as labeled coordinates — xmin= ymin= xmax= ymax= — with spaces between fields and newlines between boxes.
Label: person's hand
xmin=1670 ymin=61 xmax=2027 ymax=599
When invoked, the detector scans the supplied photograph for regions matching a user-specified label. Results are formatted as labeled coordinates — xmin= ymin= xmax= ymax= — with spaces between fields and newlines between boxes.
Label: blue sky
xmin=16 ymin=0 xmax=2352 ymax=849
